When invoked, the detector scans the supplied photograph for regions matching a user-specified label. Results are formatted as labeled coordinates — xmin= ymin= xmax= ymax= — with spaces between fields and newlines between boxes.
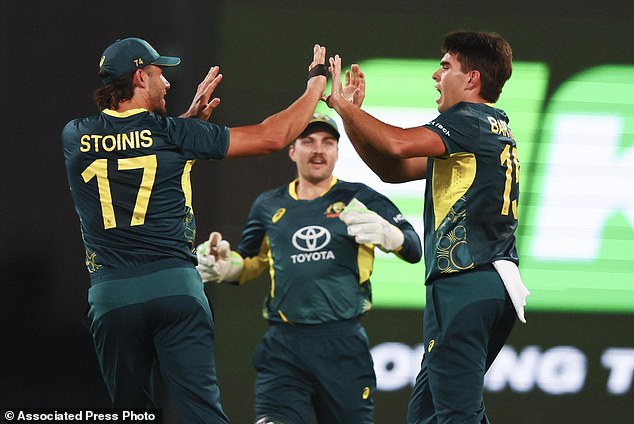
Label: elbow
xmin=380 ymin=135 xmax=410 ymax=159
xmin=374 ymin=168 xmax=412 ymax=183
xmin=379 ymin=173 xmax=409 ymax=184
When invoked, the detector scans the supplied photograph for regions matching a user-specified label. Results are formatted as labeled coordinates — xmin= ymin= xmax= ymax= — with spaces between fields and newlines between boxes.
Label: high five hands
xmin=324 ymin=55 xmax=366 ymax=110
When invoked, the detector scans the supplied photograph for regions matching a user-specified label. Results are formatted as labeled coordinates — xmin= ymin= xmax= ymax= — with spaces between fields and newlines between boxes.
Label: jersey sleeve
xmin=355 ymin=186 xmax=422 ymax=264
xmin=236 ymin=194 xmax=267 ymax=256
xmin=166 ymin=117 xmax=230 ymax=159
xmin=237 ymin=238 xmax=270 ymax=285
xmin=424 ymin=103 xmax=480 ymax=154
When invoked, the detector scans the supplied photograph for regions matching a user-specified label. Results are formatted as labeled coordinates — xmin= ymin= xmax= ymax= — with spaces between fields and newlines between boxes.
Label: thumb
xmin=208 ymin=231 xmax=222 ymax=246
xmin=208 ymin=231 xmax=223 ymax=259
xmin=216 ymin=240 xmax=231 ymax=259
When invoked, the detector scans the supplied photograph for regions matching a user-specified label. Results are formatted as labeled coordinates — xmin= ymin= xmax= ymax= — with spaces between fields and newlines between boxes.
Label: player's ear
xmin=288 ymin=141 xmax=297 ymax=162
xmin=466 ymin=69 xmax=480 ymax=90
xmin=133 ymin=68 xmax=147 ymax=88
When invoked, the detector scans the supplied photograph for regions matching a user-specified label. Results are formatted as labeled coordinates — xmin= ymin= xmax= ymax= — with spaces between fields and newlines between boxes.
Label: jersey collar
xmin=288 ymin=176 xmax=338 ymax=200
xmin=102 ymin=108 xmax=148 ymax=118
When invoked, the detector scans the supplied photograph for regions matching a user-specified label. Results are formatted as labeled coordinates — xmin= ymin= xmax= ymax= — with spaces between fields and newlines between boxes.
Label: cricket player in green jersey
xmin=326 ymin=31 xmax=530 ymax=423
xmin=196 ymin=113 xmax=422 ymax=424
xmin=62 ymin=37 xmax=328 ymax=423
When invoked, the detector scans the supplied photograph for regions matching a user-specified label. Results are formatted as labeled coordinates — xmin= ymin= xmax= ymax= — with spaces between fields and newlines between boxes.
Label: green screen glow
xmin=317 ymin=60 xmax=634 ymax=312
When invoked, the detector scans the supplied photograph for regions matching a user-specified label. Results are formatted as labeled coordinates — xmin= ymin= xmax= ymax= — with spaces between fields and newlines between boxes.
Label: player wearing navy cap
xmin=196 ymin=113 xmax=422 ymax=424
xmin=62 ymin=37 xmax=328 ymax=423
xmin=327 ymin=31 xmax=530 ymax=423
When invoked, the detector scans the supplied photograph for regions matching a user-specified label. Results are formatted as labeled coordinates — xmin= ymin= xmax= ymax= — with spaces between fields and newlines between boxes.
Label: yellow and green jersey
xmin=62 ymin=108 xmax=229 ymax=284
xmin=236 ymin=178 xmax=422 ymax=324
xmin=423 ymin=102 xmax=520 ymax=282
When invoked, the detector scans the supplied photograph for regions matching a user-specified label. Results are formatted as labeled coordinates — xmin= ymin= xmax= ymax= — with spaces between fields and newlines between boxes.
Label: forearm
xmin=335 ymin=102 xmax=428 ymax=181
xmin=226 ymin=83 xmax=323 ymax=158
xmin=258 ymin=82 xmax=324 ymax=148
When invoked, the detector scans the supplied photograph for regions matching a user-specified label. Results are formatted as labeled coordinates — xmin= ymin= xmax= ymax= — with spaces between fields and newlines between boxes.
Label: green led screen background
xmin=2 ymin=0 xmax=632 ymax=423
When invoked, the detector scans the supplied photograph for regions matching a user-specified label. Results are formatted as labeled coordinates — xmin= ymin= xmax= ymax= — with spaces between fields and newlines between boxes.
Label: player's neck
xmin=295 ymin=176 xmax=334 ymax=200
xmin=113 ymin=96 xmax=150 ymax=113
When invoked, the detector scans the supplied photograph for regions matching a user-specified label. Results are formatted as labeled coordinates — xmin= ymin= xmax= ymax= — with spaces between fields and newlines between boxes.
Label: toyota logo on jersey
xmin=292 ymin=225 xmax=331 ymax=251
xmin=290 ymin=225 xmax=336 ymax=264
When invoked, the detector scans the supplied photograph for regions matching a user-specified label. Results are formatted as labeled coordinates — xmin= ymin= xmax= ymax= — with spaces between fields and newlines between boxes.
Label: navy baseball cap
xmin=98 ymin=37 xmax=181 ymax=84
xmin=301 ymin=113 xmax=340 ymax=140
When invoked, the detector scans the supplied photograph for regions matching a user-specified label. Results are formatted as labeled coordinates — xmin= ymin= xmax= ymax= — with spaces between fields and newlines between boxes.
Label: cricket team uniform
xmin=62 ymin=108 xmax=230 ymax=424
xmin=235 ymin=178 xmax=422 ymax=424
xmin=406 ymin=102 xmax=520 ymax=424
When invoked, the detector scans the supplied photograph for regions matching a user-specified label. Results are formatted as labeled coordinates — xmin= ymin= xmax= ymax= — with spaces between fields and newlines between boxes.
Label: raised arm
xmin=179 ymin=66 xmax=223 ymax=120
xmin=327 ymin=55 xmax=446 ymax=182
xmin=225 ymin=44 xmax=328 ymax=158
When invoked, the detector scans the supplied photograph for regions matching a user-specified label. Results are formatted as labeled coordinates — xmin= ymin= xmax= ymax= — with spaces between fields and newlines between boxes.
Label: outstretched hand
xmin=343 ymin=63 xmax=365 ymax=106
xmin=325 ymin=55 xmax=365 ymax=109
xmin=307 ymin=44 xmax=328 ymax=95
xmin=180 ymin=66 xmax=223 ymax=120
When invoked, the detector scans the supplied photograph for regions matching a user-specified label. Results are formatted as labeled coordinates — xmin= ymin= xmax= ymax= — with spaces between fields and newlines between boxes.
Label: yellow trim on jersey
xmin=181 ymin=160 xmax=195 ymax=208
xmin=238 ymin=236 xmax=271 ymax=286
xmin=266 ymin=236 xmax=276 ymax=297
xmin=288 ymin=176 xmax=339 ymax=200
xmin=432 ymin=152 xmax=476 ymax=230
xmin=357 ymin=243 xmax=375 ymax=283
xmin=278 ymin=310 xmax=290 ymax=323
xmin=102 ymin=108 xmax=148 ymax=117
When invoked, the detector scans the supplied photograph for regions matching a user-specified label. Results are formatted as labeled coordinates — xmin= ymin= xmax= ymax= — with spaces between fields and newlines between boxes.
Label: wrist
xmin=306 ymin=76 xmax=326 ymax=95
xmin=308 ymin=64 xmax=328 ymax=80
xmin=331 ymin=94 xmax=355 ymax=115
xmin=224 ymin=251 xmax=245 ymax=282
xmin=380 ymin=223 xmax=404 ymax=252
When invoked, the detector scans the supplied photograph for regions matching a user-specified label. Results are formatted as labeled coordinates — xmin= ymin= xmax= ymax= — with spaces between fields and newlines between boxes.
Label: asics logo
xmin=292 ymin=225 xmax=331 ymax=252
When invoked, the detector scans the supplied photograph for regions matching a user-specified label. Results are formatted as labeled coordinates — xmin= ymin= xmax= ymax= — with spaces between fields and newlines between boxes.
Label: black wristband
xmin=308 ymin=64 xmax=328 ymax=80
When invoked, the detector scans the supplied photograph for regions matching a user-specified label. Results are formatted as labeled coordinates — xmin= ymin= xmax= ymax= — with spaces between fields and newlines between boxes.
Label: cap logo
xmin=134 ymin=58 xmax=144 ymax=67
xmin=99 ymin=55 xmax=106 ymax=67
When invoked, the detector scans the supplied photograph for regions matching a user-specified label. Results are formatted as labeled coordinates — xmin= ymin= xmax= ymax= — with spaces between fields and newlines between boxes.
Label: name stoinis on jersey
xmin=80 ymin=129 xmax=154 ymax=152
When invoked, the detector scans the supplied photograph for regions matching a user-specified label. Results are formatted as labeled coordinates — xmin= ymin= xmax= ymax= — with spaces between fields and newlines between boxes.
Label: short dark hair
xmin=441 ymin=30 xmax=513 ymax=102
xmin=92 ymin=72 xmax=135 ymax=111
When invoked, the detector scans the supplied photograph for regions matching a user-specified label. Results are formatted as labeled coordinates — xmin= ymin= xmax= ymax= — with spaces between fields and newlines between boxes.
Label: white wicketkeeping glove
xmin=339 ymin=198 xmax=404 ymax=252
xmin=196 ymin=232 xmax=244 ymax=283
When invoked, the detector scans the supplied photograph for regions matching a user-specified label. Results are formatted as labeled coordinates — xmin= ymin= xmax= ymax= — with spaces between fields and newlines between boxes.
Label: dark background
xmin=2 ymin=0 xmax=633 ymax=423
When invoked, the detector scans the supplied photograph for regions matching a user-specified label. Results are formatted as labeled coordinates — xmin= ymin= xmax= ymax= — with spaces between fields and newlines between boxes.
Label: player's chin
xmin=436 ymin=98 xmax=447 ymax=113
xmin=155 ymin=102 xmax=168 ymax=115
